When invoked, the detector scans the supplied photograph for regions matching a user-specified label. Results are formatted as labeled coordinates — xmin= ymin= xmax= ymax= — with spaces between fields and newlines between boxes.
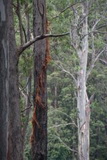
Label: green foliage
xmin=24 ymin=121 xmax=32 ymax=160
xmin=15 ymin=0 xmax=107 ymax=159
xmin=47 ymin=0 xmax=107 ymax=160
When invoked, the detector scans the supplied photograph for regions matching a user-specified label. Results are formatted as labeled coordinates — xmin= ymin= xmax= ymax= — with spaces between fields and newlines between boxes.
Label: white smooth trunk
xmin=77 ymin=3 xmax=90 ymax=160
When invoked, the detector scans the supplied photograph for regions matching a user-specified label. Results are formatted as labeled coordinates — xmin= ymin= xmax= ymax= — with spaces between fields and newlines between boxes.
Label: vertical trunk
xmin=54 ymin=85 xmax=58 ymax=108
xmin=7 ymin=1 xmax=23 ymax=160
xmin=17 ymin=0 xmax=24 ymax=45
xmin=25 ymin=3 xmax=31 ymax=42
xmin=31 ymin=0 xmax=49 ymax=159
xmin=22 ymin=75 xmax=32 ymax=150
xmin=0 ymin=0 xmax=9 ymax=159
xmin=77 ymin=2 xmax=90 ymax=160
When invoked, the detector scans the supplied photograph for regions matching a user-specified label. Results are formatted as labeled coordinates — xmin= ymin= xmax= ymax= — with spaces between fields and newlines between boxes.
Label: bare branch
xmin=49 ymin=109 xmax=77 ymax=128
xmin=21 ymin=106 xmax=32 ymax=112
xmin=49 ymin=123 xmax=76 ymax=129
xmin=61 ymin=67 xmax=77 ymax=85
xmin=51 ymin=0 xmax=85 ymax=20
xmin=87 ymin=49 xmax=105 ymax=79
xmin=92 ymin=19 xmax=101 ymax=31
xmin=16 ymin=32 xmax=69 ymax=56
xmin=91 ymin=32 xmax=95 ymax=64
xmin=55 ymin=132 xmax=78 ymax=153
xmin=57 ymin=61 xmax=77 ymax=85
xmin=96 ymin=24 xmax=107 ymax=30
xmin=99 ymin=58 xmax=107 ymax=65
xmin=19 ymin=87 xmax=27 ymax=98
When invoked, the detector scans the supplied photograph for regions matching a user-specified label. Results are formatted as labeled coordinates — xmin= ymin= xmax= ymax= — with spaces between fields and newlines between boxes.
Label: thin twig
xmin=99 ymin=58 xmax=107 ymax=65
xmin=49 ymin=123 xmax=74 ymax=129
xmin=55 ymin=132 xmax=78 ymax=153
xmin=51 ymin=0 xmax=85 ymax=20
xmin=49 ymin=109 xmax=77 ymax=128
xmin=57 ymin=61 xmax=77 ymax=86
xmin=21 ymin=105 xmax=32 ymax=112
xmin=49 ymin=123 xmax=77 ymax=129
xmin=87 ymin=49 xmax=105 ymax=79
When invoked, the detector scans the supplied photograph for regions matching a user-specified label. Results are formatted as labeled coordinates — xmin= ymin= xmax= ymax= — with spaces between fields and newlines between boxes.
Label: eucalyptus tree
xmin=0 ymin=0 xmax=9 ymax=159
xmin=70 ymin=1 xmax=107 ymax=159
xmin=8 ymin=0 xmax=23 ymax=159
xmin=15 ymin=0 xmax=68 ymax=159
xmin=70 ymin=2 xmax=90 ymax=159
xmin=31 ymin=0 xmax=48 ymax=159
xmin=46 ymin=0 xmax=107 ymax=159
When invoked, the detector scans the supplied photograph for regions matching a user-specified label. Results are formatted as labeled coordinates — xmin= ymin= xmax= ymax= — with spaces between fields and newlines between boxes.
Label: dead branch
xmin=56 ymin=58 xmax=77 ymax=85
xmin=51 ymin=0 xmax=85 ymax=20
xmin=49 ymin=109 xmax=77 ymax=128
xmin=55 ymin=132 xmax=78 ymax=153
xmin=87 ymin=48 xmax=105 ymax=79
xmin=49 ymin=122 xmax=76 ymax=129
xmin=21 ymin=105 xmax=32 ymax=112
xmin=99 ymin=58 xmax=107 ymax=65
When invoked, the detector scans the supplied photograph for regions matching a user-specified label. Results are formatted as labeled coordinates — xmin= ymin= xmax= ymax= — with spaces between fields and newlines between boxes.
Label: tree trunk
xmin=25 ymin=3 xmax=31 ymax=42
xmin=7 ymin=1 xmax=23 ymax=160
xmin=22 ymin=75 xmax=32 ymax=151
xmin=31 ymin=0 xmax=49 ymax=159
xmin=17 ymin=0 xmax=24 ymax=45
xmin=54 ymin=85 xmax=58 ymax=108
xmin=77 ymin=3 xmax=90 ymax=160
xmin=0 ymin=0 xmax=9 ymax=159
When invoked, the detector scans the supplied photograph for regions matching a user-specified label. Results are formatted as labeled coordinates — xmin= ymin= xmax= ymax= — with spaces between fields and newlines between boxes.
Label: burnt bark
xmin=0 ymin=0 xmax=9 ymax=159
xmin=31 ymin=0 xmax=48 ymax=160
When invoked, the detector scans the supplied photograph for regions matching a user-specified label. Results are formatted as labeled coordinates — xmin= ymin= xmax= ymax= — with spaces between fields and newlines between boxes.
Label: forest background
xmin=0 ymin=0 xmax=107 ymax=160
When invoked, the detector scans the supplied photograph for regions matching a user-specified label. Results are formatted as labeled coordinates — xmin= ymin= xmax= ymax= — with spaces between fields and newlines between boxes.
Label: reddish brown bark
xmin=31 ymin=0 xmax=50 ymax=159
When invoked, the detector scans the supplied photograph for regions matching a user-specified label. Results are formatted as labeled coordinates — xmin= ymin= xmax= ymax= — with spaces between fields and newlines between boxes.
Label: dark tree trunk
xmin=31 ymin=0 xmax=49 ymax=159
xmin=17 ymin=0 xmax=24 ymax=45
xmin=0 ymin=0 xmax=9 ymax=159
xmin=7 ymin=1 xmax=23 ymax=160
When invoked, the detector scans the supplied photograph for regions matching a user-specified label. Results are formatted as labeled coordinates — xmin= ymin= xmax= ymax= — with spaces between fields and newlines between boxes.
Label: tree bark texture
xmin=7 ymin=1 xmax=23 ymax=160
xmin=70 ymin=2 xmax=90 ymax=160
xmin=31 ymin=0 xmax=50 ymax=159
xmin=0 ymin=0 xmax=9 ymax=159
xmin=77 ymin=3 xmax=90 ymax=160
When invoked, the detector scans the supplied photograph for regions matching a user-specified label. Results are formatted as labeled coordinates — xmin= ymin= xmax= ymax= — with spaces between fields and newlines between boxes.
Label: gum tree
xmin=0 ymin=0 xmax=9 ymax=159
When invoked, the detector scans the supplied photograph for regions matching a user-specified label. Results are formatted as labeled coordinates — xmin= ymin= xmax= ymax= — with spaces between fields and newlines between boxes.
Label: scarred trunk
xmin=0 ymin=0 xmax=9 ymax=159
xmin=31 ymin=0 xmax=50 ymax=159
